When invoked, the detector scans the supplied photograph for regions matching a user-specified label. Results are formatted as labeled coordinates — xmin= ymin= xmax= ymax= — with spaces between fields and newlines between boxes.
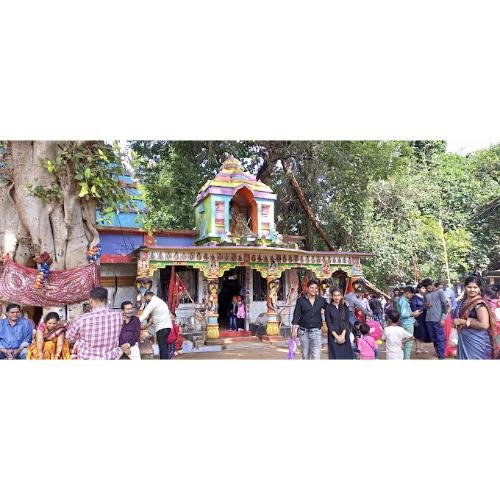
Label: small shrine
xmin=126 ymin=157 xmax=373 ymax=340
xmin=194 ymin=156 xmax=277 ymax=245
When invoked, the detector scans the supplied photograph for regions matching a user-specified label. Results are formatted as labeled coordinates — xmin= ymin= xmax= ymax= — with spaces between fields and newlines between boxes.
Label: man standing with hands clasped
xmin=291 ymin=279 xmax=327 ymax=360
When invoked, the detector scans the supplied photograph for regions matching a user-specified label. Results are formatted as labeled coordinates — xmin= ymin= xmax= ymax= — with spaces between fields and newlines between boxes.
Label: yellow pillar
xmin=266 ymin=276 xmax=281 ymax=336
xmin=206 ymin=278 xmax=220 ymax=339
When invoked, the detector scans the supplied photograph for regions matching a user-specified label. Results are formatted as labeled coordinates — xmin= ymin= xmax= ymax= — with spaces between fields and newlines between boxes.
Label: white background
xmin=1 ymin=2 xmax=499 ymax=499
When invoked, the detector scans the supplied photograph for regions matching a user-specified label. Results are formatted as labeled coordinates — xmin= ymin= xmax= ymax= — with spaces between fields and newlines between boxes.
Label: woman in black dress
xmin=325 ymin=288 xmax=353 ymax=359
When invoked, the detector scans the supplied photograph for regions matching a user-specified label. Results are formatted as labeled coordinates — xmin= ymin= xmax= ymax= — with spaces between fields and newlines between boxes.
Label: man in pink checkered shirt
xmin=66 ymin=287 xmax=123 ymax=360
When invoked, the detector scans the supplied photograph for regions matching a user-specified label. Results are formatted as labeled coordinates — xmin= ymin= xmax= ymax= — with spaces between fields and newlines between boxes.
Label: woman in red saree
xmin=27 ymin=312 xmax=71 ymax=360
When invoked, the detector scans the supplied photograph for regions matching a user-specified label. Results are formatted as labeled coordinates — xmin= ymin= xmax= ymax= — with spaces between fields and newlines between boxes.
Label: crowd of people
xmin=0 ymin=287 xmax=182 ymax=360
xmin=0 ymin=275 xmax=498 ymax=361
xmin=291 ymin=275 xmax=499 ymax=360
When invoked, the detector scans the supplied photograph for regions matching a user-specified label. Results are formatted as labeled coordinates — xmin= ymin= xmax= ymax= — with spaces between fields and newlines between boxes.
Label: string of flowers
xmin=33 ymin=252 xmax=53 ymax=289
xmin=87 ymin=244 xmax=102 ymax=263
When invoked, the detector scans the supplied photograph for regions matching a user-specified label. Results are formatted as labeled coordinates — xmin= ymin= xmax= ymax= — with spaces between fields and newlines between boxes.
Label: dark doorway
xmin=218 ymin=267 xmax=246 ymax=328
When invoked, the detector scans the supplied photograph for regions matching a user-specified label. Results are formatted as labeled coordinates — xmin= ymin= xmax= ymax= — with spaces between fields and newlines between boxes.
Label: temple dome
xmin=195 ymin=156 xmax=275 ymax=204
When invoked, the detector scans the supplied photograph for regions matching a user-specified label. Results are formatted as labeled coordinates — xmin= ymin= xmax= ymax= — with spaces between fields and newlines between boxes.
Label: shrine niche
xmin=230 ymin=185 xmax=258 ymax=237
xmin=193 ymin=155 xmax=277 ymax=246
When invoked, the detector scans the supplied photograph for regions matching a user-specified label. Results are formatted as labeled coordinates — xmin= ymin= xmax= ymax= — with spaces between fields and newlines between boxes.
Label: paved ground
xmin=177 ymin=339 xmax=440 ymax=360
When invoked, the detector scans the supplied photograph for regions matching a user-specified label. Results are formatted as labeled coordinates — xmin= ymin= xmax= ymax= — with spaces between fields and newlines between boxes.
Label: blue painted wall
xmin=97 ymin=175 xmax=146 ymax=229
xmin=99 ymin=233 xmax=144 ymax=255
xmin=155 ymin=235 xmax=195 ymax=247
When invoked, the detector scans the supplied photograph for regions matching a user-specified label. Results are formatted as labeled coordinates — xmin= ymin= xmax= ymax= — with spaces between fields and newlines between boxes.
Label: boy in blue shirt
xmin=398 ymin=286 xmax=423 ymax=359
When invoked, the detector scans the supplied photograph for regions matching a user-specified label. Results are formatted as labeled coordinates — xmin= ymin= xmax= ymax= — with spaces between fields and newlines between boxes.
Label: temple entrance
xmin=218 ymin=266 xmax=247 ymax=329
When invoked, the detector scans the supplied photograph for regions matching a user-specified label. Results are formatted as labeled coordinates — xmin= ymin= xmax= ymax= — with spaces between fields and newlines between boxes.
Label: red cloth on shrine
xmin=167 ymin=323 xmax=180 ymax=344
xmin=0 ymin=256 xmax=100 ymax=307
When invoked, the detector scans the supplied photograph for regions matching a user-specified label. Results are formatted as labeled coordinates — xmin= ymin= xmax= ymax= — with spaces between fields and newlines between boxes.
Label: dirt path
xmin=176 ymin=340 xmax=440 ymax=360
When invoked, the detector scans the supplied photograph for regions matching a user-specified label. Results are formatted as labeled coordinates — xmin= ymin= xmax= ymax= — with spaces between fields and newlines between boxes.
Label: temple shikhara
xmin=97 ymin=156 xmax=373 ymax=340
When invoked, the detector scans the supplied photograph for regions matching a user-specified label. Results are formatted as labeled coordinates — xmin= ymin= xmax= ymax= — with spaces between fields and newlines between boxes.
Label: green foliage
xmin=24 ymin=183 xmax=63 ymax=203
xmin=131 ymin=141 xmax=262 ymax=230
xmin=131 ymin=140 xmax=499 ymax=288
xmin=37 ymin=141 xmax=144 ymax=224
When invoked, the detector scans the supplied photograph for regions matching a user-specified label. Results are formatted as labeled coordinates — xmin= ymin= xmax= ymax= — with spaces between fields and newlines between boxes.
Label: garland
xmin=34 ymin=252 xmax=53 ymax=289
xmin=87 ymin=244 xmax=102 ymax=263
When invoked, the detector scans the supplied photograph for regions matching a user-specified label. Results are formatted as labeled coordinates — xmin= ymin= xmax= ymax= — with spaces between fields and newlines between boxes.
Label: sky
xmin=445 ymin=140 xmax=497 ymax=154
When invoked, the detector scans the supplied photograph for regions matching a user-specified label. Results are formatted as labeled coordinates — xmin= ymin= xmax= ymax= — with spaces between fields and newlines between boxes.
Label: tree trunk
xmin=0 ymin=141 xmax=99 ymax=318
xmin=281 ymin=159 xmax=336 ymax=251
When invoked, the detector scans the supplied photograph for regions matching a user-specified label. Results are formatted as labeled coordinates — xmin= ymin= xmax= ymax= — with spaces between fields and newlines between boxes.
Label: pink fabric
xmin=37 ymin=321 xmax=67 ymax=340
xmin=237 ymin=303 xmax=245 ymax=319
xmin=357 ymin=335 xmax=377 ymax=360
xmin=366 ymin=319 xmax=382 ymax=341
xmin=65 ymin=306 xmax=123 ymax=360
xmin=444 ymin=314 xmax=455 ymax=357
xmin=0 ymin=256 xmax=100 ymax=307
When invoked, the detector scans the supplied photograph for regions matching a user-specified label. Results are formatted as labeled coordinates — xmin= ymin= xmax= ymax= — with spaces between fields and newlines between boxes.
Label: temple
xmin=98 ymin=157 xmax=373 ymax=339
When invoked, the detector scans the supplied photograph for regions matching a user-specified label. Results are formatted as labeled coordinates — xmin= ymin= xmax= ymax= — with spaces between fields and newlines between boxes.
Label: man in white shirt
xmin=382 ymin=310 xmax=413 ymax=360
xmin=140 ymin=291 xmax=173 ymax=359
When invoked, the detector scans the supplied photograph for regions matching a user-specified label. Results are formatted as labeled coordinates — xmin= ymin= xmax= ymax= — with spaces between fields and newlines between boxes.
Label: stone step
xmin=219 ymin=330 xmax=254 ymax=338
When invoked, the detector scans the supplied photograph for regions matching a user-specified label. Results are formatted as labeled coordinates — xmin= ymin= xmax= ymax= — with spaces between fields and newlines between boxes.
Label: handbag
xmin=288 ymin=336 xmax=299 ymax=360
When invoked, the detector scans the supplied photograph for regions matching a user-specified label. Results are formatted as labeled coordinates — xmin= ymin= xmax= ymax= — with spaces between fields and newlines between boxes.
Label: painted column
xmin=319 ymin=260 xmax=332 ymax=335
xmin=206 ymin=277 xmax=220 ymax=339
xmin=266 ymin=275 xmax=281 ymax=336
xmin=245 ymin=267 xmax=252 ymax=331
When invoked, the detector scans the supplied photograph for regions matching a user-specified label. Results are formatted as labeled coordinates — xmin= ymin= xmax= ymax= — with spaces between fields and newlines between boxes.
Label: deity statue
xmin=208 ymin=280 xmax=219 ymax=314
xmin=267 ymin=277 xmax=281 ymax=314
xmin=321 ymin=260 xmax=331 ymax=278
xmin=208 ymin=255 xmax=218 ymax=276
xmin=135 ymin=277 xmax=153 ymax=310
xmin=231 ymin=210 xmax=253 ymax=238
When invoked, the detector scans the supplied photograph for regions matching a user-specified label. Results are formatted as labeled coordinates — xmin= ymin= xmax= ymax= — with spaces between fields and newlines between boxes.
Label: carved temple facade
xmin=98 ymin=157 xmax=373 ymax=338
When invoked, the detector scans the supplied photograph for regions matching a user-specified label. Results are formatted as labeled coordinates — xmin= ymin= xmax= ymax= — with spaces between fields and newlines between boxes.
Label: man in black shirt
xmin=291 ymin=279 xmax=327 ymax=360
xmin=369 ymin=294 xmax=384 ymax=327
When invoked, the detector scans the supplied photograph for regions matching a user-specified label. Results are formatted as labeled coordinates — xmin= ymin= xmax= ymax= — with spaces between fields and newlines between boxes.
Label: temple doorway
xmin=218 ymin=266 xmax=246 ymax=328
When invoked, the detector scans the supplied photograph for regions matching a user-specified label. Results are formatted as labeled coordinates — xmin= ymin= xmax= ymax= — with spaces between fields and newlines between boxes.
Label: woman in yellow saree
xmin=27 ymin=312 xmax=71 ymax=360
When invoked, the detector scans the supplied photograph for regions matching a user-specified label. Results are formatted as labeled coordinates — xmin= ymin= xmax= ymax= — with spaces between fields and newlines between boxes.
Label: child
xmin=236 ymin=296 xmax=246 ymax=332
xmin=382 ymin=311 xmax=414 ymax=360
xmin=228 ymin=296 xmax=238 ymax=331
xmin=356 ymin=322 xmax=378 ymax=360
xmin=167 ymin=313 xmax=180 ymax=359
xmin=351 ymin=320 xmax=362 ymax=358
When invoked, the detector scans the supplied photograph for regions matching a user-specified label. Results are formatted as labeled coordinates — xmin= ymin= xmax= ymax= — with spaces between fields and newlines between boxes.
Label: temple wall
xmin=100 ymin=263 xmax=137 ymax=309
xmin=99 ymin=233 xmax=143 ymax=255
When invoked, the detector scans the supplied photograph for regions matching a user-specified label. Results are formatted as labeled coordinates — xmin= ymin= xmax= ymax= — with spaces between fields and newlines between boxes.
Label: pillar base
xmin=207 ymin=314 xmax=220 ymax=339
xmin=266 ymin=321 xmax=280 ymax=336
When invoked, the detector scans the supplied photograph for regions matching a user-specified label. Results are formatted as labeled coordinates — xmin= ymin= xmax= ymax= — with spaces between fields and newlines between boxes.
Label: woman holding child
xmin=325 ymin=288 xmax=353 ymax=359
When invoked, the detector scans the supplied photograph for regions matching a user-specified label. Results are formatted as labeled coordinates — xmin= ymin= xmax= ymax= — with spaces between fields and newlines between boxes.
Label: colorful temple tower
xmin=194 ymin=156 xmax=277 ymax=245
xmin=122 ymin=156 xmax=371 ymax=340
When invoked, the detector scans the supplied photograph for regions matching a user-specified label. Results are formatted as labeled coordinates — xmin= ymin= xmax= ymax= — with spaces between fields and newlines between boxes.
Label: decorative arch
xmin=230 ymin=185 xmax=258 ymax=234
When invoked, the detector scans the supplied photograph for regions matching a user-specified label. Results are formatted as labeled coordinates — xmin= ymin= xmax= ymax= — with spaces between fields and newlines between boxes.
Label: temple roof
xmin=195 ymin=156 xmax=276 ymax=204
